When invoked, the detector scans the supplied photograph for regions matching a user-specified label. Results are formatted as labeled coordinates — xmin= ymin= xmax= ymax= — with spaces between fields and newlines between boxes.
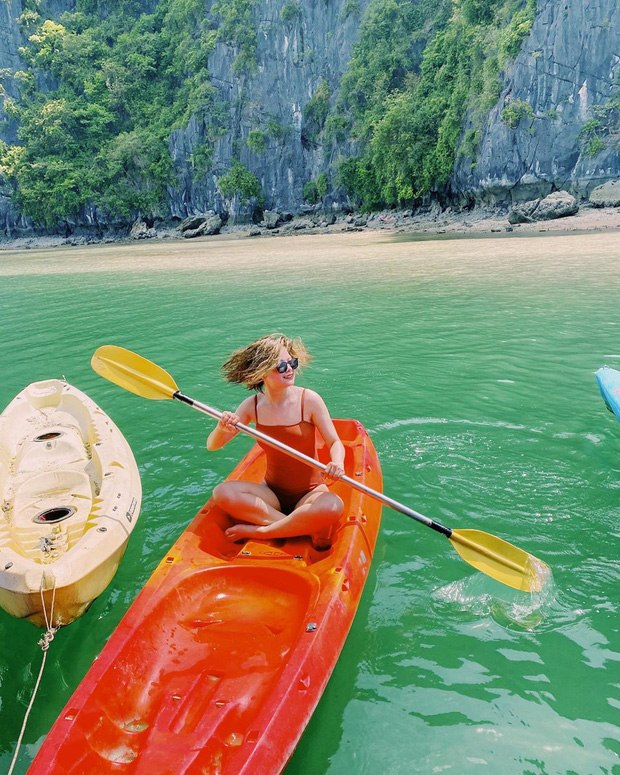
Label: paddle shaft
xmin=174 ymin=391 xmax=453 ymax=538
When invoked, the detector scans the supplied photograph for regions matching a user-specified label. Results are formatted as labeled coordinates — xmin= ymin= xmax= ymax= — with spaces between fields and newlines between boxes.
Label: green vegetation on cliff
xmin=0 ymin=0 xmax=538 ymax=224
xmin=578 ymin=75 xmax=620 ymax=158
xmin=334 ymin=0 xmax=537 ymax=208
xmin=0 ymin=0 xmax=232 ymax=224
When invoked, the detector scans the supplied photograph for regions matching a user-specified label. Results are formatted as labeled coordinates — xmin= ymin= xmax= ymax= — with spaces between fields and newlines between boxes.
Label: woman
xmin=207 ymin=333 xmax=345 ymax=547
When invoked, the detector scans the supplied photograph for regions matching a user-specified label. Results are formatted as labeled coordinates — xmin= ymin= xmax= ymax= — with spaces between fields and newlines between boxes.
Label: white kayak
xmin=0 ymin=379 xmax=141 ymax=628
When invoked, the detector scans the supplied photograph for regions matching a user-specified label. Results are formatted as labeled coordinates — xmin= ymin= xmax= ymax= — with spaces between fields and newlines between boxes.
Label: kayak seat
xmin=15 ymin=424 xmax=89 ymax=476
xmin=80 ymin=565 xmax=318 ymax=767
xmin=8 ymin=469 xmax=93 ymax=558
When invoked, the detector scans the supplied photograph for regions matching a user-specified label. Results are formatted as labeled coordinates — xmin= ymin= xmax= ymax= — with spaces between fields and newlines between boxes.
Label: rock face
xmin=0 ymin=0 xmax=619 ymax=231
xmin=167 ymin=0 xmax=367 ymax=222
xmin=0 ymin=0 xmax=27 ymax=235
xmin=453 ymin=0 xmax=620 ymax=205
xmin=129 ymin=219 xmax=156 ymax=239
xmin=508 ymin=191 xmax=579 ymax=223
xmin=535 ymin=191 xmax=579 ymax=220
xmin=0 ymin=0 xmax=23 ymax=147
xmin=182 ymin=214 xmax=223 ymax=238
xmin=589 ymin=180 xmax=620 ymax=207
xmin=261 ymin=210 xmax=281 ymax=229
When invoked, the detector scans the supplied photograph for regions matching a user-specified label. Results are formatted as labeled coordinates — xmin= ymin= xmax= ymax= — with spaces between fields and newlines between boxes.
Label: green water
xmin=0 ymin=231 xmax=618 ymax=774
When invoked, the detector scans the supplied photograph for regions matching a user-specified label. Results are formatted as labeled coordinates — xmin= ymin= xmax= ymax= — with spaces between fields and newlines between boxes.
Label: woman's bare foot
xmin=311 ymin=526 xmax=334 ymax=551
xmin=225 ymin=523 xmax=263 ymax=542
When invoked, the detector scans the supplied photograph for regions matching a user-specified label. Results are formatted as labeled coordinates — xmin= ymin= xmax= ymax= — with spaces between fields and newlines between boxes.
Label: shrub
xmin=218 ymin=160 xmax=262 ymax=203
xmin=316 ymin=171 xmax=328 ymax=198
xmin=266 ymin=118 xmax=291 ymax=139
xmin=302 ymin=80 xmax=331 ymax=145
xmin=340 ymin=0 xmax=360 ymax=20
xmin=280 ymin=2 xmax=302 ymax=22
xmin=584 ymin=135 xmax=605 ymax=157
xmin=498 ymin=0 xmax=536 ymax=67
xmin=305 ymin=80 xmax=330 ymax=129
xmin=247 ymin=129 xmax=267 ymax=153
xmin=501 ymin=99 xmax=534 ymax=128
xmin=303 ymin=180 xmax=318 ymax=203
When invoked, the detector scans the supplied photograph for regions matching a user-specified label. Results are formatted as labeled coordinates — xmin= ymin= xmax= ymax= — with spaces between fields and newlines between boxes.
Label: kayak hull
xmin=29 ymin=419 xmax=382 ymax=773
xmin=0 ymin=379 xmax=141 ymax=627
xmin=595 ymin=366 xmax=620 ymax=422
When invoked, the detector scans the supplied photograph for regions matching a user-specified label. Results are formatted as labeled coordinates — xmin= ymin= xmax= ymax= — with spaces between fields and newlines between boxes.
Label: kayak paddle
xmin=91 ymin=345 xmax=550 ymax=593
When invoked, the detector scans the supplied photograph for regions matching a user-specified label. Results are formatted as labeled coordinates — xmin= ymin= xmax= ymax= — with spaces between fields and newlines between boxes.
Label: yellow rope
xmin=7 ymin=580 xmax=58 ymax=775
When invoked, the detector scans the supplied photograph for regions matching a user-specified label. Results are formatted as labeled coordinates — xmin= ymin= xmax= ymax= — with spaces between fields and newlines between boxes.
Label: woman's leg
xmin=212 ymin=481 xmax=283 ymax=526
xmin=225 ymin=485 xmax=343 ymax=545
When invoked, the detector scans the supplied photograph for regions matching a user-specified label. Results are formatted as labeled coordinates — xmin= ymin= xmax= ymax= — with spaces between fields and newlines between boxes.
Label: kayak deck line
xmin=29 ymin=419 xmax=382 ymax=774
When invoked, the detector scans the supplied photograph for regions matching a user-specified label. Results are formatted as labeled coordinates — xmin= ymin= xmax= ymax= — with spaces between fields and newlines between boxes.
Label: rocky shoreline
xmin=2 ymin=185 xmax=620 ymax=252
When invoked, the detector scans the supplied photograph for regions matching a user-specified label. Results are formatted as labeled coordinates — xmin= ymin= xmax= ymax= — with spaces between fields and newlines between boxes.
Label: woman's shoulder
xmin=236 ymin=394 xmax=258 ymax=419
xmin=301 ymin=387 xmax=326 ymax=411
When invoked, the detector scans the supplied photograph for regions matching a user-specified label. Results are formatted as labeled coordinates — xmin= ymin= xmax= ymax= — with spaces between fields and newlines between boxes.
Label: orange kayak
xmin=30 ymin=419 xmax=382 ymax=774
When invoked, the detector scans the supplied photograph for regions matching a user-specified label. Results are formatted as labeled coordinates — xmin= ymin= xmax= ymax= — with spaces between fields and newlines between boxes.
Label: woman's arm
xmin=306 ymin=390 xmax=345 ymax=480
xmin=206 ymin=396 xmax=254 ymax=451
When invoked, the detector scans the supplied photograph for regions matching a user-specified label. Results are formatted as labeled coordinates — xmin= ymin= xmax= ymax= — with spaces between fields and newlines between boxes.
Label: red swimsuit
xmin=254 ymin=390 xmax=323 ymax=513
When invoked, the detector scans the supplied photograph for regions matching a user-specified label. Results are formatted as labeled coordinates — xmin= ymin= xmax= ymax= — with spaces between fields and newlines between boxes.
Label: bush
xmin=501 ymin=98 xmax=534 ymax=128
xmin=304 ymin=80 xmax=331 ymax=130
xmin=498 ymin=0 xmax=536 ymax=67
xmin=316 ymin=171 xmax=328 ymax=198
xmin=280 ymin=2 xmax=302 ymax=22
xmin=266 ymin=118 xmax=291 ymax=140
xmin=340 ymin=0 xmax=360 ymax=20
xmin=211 ymin=0 xmax=258 ymax=73
xmin=302 ymin=173 xmax=328 ymax=202
xmin=461 ymin=0 xmax=501 ymax=25
xmin=303 ymin=180 xmax=318 ymax=204
xmin=584 ymin=135 xmax=605 ymax=157
xmin=247 ymin=129 xmax=267 ymax=153
xmin=218 ymin=160 xmax=262 ymax=203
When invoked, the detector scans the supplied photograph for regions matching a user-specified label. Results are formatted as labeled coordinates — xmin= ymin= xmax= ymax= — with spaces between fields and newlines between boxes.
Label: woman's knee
xmin=318 ymin=493 xmax=344 ymax=521
xmin=213 ymin=482 xmax=238 ymax=509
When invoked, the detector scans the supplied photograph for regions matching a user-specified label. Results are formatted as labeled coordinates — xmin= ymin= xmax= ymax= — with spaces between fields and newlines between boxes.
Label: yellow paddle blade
xmin=449 ymin=529 xmax=551 ymax=593
xmin=91 ymin=345 xmax=179 ymax=400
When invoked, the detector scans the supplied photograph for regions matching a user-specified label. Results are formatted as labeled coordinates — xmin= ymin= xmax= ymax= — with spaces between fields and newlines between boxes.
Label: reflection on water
xmin=0 ymin=231 xmax=619 ymax=775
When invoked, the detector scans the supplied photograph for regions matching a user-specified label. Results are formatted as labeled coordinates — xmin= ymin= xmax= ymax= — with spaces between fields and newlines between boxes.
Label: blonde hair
xmin=222 ymin=333 xmax=311 ymax=391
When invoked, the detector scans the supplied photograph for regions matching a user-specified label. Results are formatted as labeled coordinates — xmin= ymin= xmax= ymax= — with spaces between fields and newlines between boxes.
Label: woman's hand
xmin=323 ymin=461 xmax=345 ymax=484
xmin=207 ymin=402 xmax=250 ymax=451
xmin=218 ymin=411 xmax=240 ymax=433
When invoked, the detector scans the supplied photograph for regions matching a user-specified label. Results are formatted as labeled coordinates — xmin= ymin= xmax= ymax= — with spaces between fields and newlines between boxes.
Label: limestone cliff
xmin=452 ymin=0 xmax=620 ymax=204
xmin=0 ymin=0 xmax=26 ymax=230
xmin=0 ymin=0 xmax=618 ymax=232
xmin=168 ymin=0 xmax=370 ymax=220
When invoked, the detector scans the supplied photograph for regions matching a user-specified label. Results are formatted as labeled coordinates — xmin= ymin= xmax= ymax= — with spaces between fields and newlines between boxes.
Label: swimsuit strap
xmin=255 ymin=389 xmax=307 ymax=425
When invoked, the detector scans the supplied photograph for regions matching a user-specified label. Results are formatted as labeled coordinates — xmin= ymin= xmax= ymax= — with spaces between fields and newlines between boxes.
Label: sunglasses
xmin=276 ymin=357 xmax=299 ymax=373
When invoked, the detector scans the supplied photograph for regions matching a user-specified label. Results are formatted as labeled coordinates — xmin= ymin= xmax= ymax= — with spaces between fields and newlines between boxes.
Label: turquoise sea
xmin=0 ymin=230 xmax=618 ymax=774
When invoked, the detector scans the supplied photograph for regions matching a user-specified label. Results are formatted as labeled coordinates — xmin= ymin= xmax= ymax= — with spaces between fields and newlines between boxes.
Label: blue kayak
xmin=595 ymin=366 xmax=620 ymax=422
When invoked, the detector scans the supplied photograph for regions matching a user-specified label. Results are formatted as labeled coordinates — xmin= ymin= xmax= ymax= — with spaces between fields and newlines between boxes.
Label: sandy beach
xmin=1 ymin=203 xmax=619 ymax=252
